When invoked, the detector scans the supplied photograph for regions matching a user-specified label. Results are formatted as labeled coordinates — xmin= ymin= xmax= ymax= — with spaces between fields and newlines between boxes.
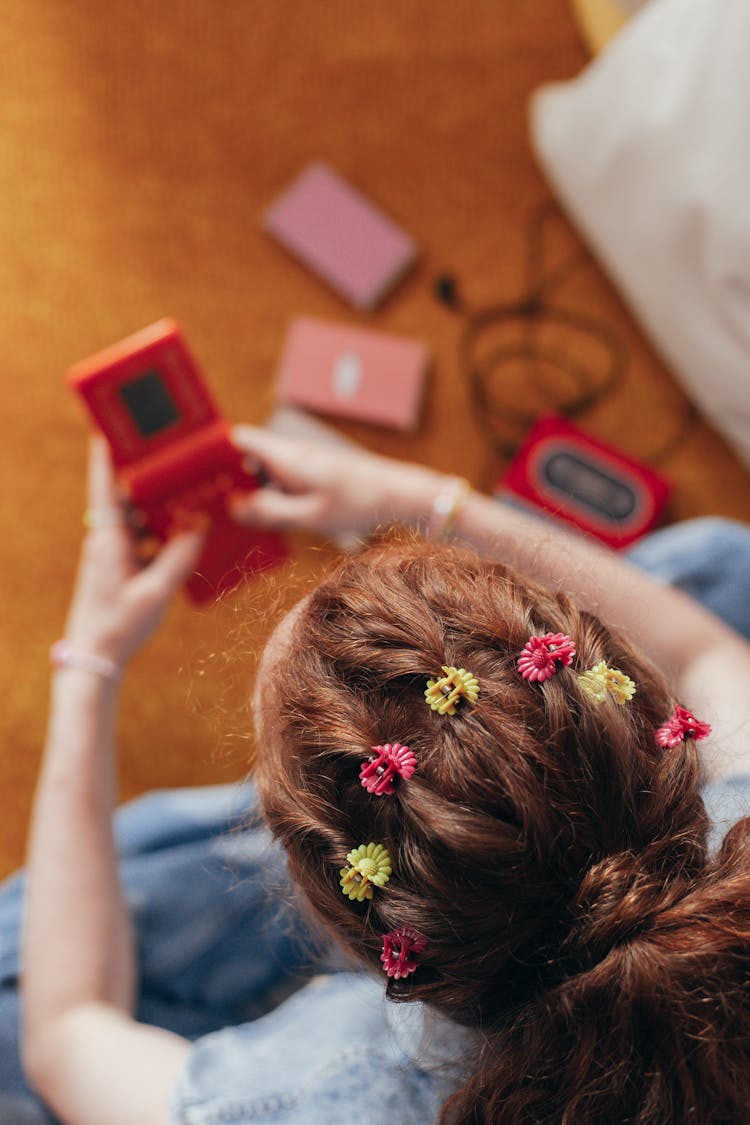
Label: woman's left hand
xmin=62 ymin=438 xmax=206 ymax=670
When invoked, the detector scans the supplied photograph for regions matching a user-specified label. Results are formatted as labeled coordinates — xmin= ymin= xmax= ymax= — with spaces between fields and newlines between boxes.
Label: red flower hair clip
xmin=380 ymin=926 xmax=427 ymax=979
xmin=518 ymin=633 xmax=576 ymax=683
xmin=656 ymin=705 xmax=712 ymax=748
xmin=360 ymin=743 xmax=417 ymax=796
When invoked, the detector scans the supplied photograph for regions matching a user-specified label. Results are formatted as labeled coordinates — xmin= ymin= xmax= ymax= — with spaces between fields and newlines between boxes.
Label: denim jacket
xmin=171 ymin=972 xmax=474 ymax=1124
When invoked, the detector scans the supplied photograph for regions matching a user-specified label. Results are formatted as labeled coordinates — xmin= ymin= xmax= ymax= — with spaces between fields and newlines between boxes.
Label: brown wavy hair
xmin=254 ymin=536 xmax=750 ymax=1124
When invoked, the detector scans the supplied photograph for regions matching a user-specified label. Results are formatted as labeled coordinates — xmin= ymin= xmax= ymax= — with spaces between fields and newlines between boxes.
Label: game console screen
xmin=119 ymin=370 xmax=180 ymax=437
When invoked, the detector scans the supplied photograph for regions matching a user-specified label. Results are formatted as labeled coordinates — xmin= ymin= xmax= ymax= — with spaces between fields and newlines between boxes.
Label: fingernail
xmin=242 ymin=454 xmax=266 ymax=480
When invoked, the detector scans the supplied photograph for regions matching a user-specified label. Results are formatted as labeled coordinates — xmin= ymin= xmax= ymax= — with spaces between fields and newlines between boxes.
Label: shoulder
xmin=170 ymin=973 xmax=463 ymax=1125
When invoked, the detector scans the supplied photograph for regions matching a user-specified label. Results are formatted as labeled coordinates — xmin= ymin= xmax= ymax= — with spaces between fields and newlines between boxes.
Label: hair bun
xmin=566 ymin=852 xmax=682 ymax=966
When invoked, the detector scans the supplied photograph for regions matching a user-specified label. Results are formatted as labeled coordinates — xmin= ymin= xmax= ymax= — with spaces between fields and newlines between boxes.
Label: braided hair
xmin=254 ymin=536 xmax=750 ymax=1124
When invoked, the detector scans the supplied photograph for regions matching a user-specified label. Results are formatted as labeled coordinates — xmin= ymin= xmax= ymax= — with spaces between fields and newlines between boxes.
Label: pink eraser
xmin=263 ymin=163 xmax=418 ymax=310
xmin=275 ymin=316 xmax=429 ymax=431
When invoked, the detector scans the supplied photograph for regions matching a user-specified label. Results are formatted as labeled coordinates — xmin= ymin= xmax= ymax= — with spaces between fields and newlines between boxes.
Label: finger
xmin=133 ymin=528 xmax=206 ymax=598
xmin=86 ymin=436 xmax=121 ymax=511
xmin=82 ymin=437 xmax=141 ymax=580
xmin=228 ymin=487 xmax=323 ymax=531
xmin=231 ymin=425 xmax=303 ymax=483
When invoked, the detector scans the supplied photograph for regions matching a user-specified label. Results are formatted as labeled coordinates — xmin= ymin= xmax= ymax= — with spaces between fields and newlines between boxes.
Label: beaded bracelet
xmin=428 ymin=476 xmax=472 ymax=541
xmin=50 ymin=640 xmax=122 ymax=684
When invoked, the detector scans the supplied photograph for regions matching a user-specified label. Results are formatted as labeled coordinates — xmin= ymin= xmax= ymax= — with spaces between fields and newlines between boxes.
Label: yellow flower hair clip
xmin=578 ymin=660 xmax=636 ymax=705
xmin=424 ymin=666 xmax=480 ymax=715
xmin=339 ymin=842 xmax=392 ymax=902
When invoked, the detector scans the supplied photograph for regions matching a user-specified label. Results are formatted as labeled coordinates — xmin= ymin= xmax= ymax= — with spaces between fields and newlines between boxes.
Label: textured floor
xmin=1 ymin=1 xmax=748 ymax=877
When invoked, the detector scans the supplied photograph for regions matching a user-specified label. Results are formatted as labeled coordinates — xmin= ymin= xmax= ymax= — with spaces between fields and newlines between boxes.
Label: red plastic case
xmin=66 ymin=319 xmax=287 ymax=602
xmin=498 ymin=414 xmax=671 ymax=549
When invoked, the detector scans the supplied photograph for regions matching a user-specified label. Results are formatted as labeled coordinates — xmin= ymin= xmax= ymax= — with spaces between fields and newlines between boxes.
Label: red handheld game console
xmin=66 ymin=319 xmax=287 ymax=602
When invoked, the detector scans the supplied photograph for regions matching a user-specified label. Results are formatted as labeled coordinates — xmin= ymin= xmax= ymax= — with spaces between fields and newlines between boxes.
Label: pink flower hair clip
xmin=380 ymin=926 xmax=427 ymax=979
xmin=517 ymin=633 xmax=576 ymax=683
xmin=656 ymin=705 xmax=712 ymax=748
xmin=360 ymin=743 xmax=417 ymax=796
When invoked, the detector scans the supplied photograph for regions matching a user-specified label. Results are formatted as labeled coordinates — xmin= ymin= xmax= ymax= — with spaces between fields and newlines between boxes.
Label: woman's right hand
xmin=229 ymin=425 xmax=440 ymax=538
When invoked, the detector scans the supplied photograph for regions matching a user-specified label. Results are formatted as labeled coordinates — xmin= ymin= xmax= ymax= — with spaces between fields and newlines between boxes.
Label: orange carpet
xmin=1 ymin=1 xmax=748 ymax=878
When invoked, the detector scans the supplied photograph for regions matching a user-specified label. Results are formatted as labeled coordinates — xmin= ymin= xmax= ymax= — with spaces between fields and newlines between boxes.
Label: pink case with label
xmin=263 ymin=163 xmax=418 ymax=310
xmin=275 ymin=316 xmax=429 ymax=431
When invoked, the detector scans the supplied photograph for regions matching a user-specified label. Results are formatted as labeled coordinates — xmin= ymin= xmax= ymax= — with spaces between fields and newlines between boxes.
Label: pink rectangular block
xmin=275 ymin=316 xmax=429 ymax=431
xmin=263 ymin=163 xmax=418 ymax=310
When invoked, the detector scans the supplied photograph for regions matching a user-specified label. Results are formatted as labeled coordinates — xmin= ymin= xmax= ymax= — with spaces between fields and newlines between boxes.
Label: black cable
xmin=436 ymin=201 xmax=696 ymax=465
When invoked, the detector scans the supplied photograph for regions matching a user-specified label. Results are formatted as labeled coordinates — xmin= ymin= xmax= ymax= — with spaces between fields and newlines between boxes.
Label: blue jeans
xmin=1 ymin=517 xmax=749 ymax=1122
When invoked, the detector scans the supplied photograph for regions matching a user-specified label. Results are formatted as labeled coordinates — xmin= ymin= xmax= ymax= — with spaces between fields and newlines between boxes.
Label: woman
xmin=2 ymin=429 xmax=750 ymax=1123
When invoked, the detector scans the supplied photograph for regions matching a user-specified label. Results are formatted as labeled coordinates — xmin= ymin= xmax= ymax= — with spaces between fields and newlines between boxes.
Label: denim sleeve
xmin=626 ymin=517 xmax=750 ymax=641
xmin=169 ymin=973 xmax=455 ymax=1125
xmin=701 ymin=773 xmax=750 ymax=854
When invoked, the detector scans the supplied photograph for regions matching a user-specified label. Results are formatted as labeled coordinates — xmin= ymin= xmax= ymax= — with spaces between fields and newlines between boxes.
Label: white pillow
xmin=529 ymin=0 xmax=750 ymax=469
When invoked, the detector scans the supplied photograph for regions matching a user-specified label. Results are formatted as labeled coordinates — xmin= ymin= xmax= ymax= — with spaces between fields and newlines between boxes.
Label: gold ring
xmin=82 ymin=507 xmax=126 ymax=529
